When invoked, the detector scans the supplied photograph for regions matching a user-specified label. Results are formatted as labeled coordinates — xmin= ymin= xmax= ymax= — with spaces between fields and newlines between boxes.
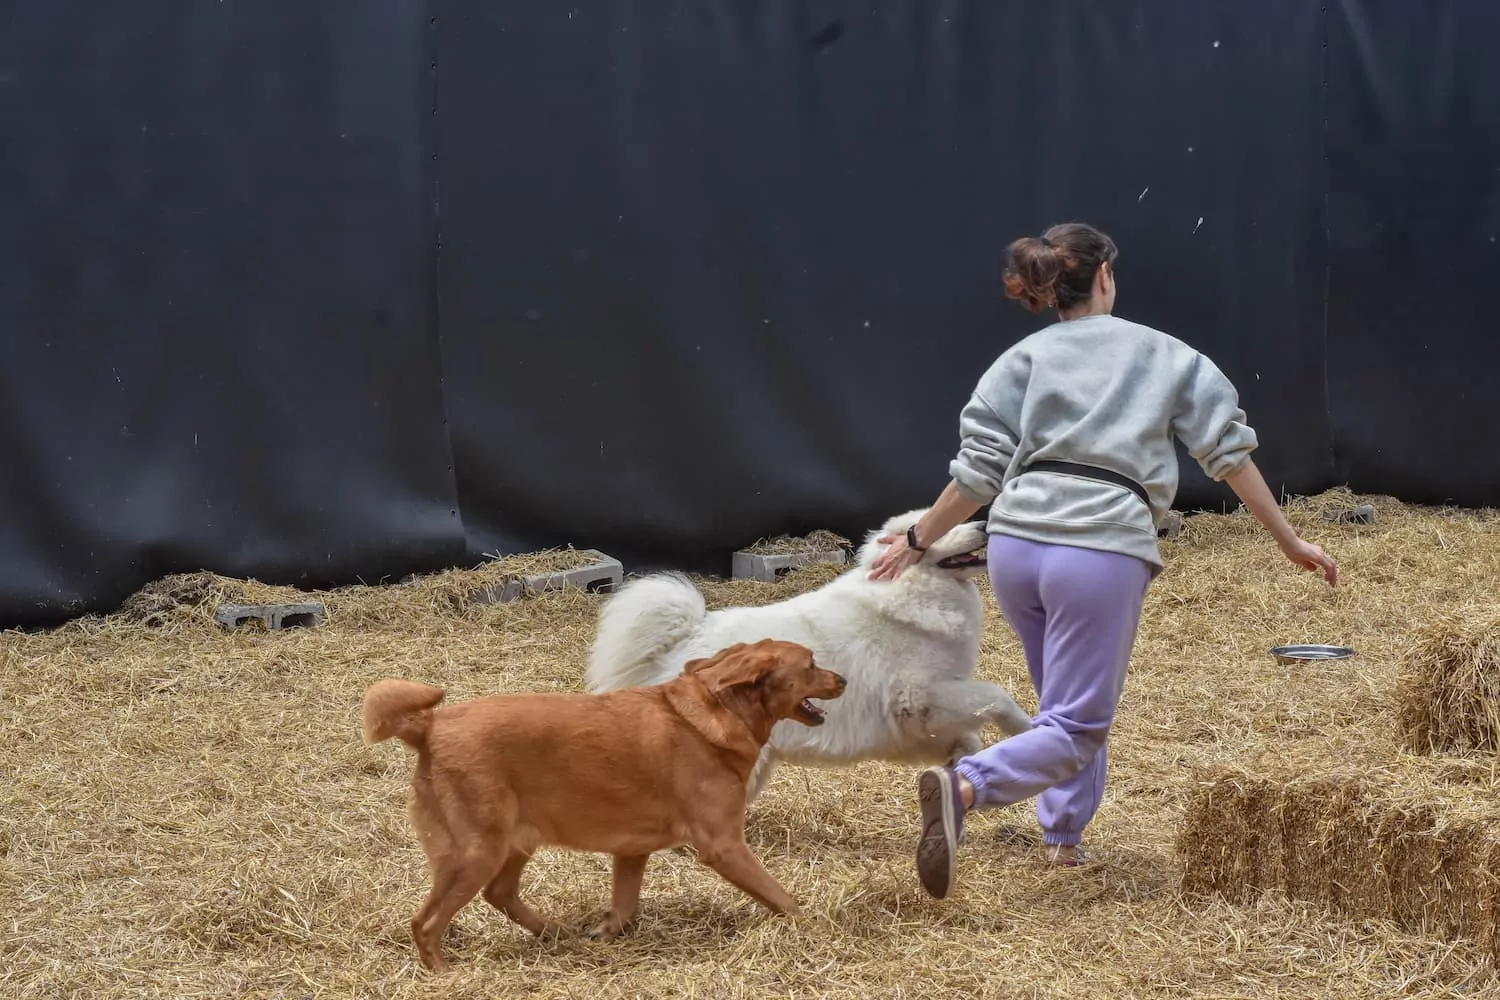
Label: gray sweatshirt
xmin=948 ymin=313 xmax=1258 ymax=575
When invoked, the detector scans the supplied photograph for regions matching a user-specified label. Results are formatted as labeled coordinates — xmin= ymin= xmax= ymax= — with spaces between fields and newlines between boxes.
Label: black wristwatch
xmin=907 ymin=524 xmax=927 ymax=553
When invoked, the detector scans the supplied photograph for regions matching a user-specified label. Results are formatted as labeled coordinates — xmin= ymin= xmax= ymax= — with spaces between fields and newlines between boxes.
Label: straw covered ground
xmin=3 ymin=489 xmax=1500 ymax=999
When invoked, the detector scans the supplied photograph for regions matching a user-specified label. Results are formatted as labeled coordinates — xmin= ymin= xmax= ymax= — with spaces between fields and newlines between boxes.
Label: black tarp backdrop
xmin=0 ymin=1 xmax=1489 ymax=629
xmin=1324 ymin=1 xmax=1500 ymax=505
xmin=1 ymin=3 xmax=464 ymax=627
xmin=437 ymin=0 xmax=1331 ymax=564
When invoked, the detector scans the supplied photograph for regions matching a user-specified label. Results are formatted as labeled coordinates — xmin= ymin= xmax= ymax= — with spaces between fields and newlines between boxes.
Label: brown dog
xmin=362 ymin=637 xmax=846 ymax=972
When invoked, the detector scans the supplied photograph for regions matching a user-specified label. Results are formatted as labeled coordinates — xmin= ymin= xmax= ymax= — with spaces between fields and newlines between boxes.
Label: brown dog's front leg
xmin=588 ymin=853 xmax=650 ymax=940
xmin=694 ymin=836 xmax=801 ymax=918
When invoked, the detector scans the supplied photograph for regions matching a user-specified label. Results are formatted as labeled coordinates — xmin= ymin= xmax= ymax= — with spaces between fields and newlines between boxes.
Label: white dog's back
xmin=587 ymin=570 xmax=851 ymax=689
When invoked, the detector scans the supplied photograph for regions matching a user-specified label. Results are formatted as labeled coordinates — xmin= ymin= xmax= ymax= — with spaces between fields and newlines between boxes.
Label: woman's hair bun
xmin=1001 ymin=236 xmax=1063 ymax=313
xmin=1001 ymin=224 xmax=1117 ymax=314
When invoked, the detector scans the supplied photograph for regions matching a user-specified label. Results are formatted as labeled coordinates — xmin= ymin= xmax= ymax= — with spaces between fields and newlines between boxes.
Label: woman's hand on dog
xmin=869 ymin=482 xmax=985 ymax=582
xmin=868 ymin=534 xmax=924 ymax=581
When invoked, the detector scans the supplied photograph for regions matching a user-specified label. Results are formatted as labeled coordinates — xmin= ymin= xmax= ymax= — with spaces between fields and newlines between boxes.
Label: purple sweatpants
xmin=952 ymin=533 xmax=1151 ymax=847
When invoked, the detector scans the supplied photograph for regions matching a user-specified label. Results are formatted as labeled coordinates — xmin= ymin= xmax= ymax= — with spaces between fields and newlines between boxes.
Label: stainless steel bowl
xmin=1270 ymin=644 xmax=1356 ymax=665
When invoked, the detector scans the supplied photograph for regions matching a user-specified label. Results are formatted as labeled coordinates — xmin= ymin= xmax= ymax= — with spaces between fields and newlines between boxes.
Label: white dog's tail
xmin=585 ymin=572 xmax=707 ymax=692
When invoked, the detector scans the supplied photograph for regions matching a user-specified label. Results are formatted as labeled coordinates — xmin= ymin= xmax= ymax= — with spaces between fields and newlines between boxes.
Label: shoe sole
xmin=916 ymin=768 xmax=957 ymax=899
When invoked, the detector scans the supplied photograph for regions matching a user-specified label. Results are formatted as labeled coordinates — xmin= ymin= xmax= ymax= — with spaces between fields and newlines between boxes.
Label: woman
xmin=868 ymin=221 xmax=1338 ymax=897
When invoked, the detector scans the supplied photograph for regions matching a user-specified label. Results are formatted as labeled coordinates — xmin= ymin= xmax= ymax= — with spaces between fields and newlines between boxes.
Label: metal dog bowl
xmin=1270 ymin=644 xmax=1356 ymax=665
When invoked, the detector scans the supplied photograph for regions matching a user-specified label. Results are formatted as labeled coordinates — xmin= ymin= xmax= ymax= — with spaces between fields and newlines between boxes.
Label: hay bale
xmin=1397 ymin=606 xmax=1500 ymax=755
xmin=1178 ymin=751 xmax=1500 ymax=962
xmin=741 ymin=529 xmax=851 ymax=556
xmin=482 ymin=545 xmax=607 ymax=577
xmin=116 ymin=571 xmax=243 ymax=626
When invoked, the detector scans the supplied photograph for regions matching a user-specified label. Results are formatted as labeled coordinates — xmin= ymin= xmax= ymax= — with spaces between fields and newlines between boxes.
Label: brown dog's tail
xmin=362 ymin=679 xmax=446 ymax=749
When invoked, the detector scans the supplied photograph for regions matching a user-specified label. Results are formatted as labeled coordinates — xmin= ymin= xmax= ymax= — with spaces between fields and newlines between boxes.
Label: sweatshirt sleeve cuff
xmin=950 ymin=459 xmax=1002 ymax=505
xmin=1197 ymin=425 xmax=1259 ymax=481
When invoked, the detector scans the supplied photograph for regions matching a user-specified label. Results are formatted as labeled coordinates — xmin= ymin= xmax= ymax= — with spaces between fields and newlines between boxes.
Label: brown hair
xmin=1001 ymin=222 xmax=1119 ymax=313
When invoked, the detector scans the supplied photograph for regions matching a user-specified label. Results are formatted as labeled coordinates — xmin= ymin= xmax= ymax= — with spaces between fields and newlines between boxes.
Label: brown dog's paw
xmin=586 ymin=913 xmax=632 ymax=941
xmin=528 ymin=919 xmax=567 ymax=939
xmin=412 ymin=922 xmax=452 ymax=974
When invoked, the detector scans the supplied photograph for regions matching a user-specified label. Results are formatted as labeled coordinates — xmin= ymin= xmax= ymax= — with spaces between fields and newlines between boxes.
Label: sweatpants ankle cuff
xmin=952 ymin=763 xmax=983 ymax=808
xmin=1042 ymin=831 xmax=1082 ymax=847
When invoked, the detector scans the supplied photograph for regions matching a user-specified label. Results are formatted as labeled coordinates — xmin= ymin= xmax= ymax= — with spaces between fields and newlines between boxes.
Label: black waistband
xmin=1022 ymin=460 xmax=1151 ymax=507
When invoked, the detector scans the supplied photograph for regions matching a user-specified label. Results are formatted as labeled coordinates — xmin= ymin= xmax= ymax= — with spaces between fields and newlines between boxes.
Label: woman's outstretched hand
xmin=1223 ymin=460 xmax=1339 ymax=588
xmin=1281 ymin=536 xmax=1339 ymax=586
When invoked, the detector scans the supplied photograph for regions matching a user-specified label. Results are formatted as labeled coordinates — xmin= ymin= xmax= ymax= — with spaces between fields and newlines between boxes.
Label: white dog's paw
xmin=945 ymin=732 xmax=985 ymax=763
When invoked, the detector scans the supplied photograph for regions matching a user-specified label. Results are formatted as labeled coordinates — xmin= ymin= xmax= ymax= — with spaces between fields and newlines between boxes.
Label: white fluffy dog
xmin=584 ymin=509 xmax=1032 ymax=802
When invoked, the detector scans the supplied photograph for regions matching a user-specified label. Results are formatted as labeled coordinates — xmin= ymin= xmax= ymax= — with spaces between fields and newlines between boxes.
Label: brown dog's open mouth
xmin=796 ymin=698 xmax=827 ymax=725
xmin=936 ymin=548 xmax=987 ymax=569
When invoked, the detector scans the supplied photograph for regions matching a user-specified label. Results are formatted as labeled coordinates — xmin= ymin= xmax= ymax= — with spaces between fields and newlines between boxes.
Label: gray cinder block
xmin=471 ymin=550 xmax=623 ymax=604
xmin=1157 ymin=510 xmax=1183 ymax=539
xmin=469 ymin=579 xmax=524 ymax=605
xmin=215 ymin=601 xmax=326 ymax=630
xmin=1323 ymin=504 xmax=1376 ymax=525
xmin=730 ymin=548 xmax=847 ymax=583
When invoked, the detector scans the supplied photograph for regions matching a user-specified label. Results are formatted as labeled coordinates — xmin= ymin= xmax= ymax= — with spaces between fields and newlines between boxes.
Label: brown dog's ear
xmin=692 ymin=643 xmax=778 ymax=692
xmin=684 ymin=642 xmax=748 ymax=676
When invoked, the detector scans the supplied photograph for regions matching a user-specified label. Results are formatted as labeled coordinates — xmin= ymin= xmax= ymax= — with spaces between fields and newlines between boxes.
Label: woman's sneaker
xmin=915 ymin=766 xmax=966 ymax=899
